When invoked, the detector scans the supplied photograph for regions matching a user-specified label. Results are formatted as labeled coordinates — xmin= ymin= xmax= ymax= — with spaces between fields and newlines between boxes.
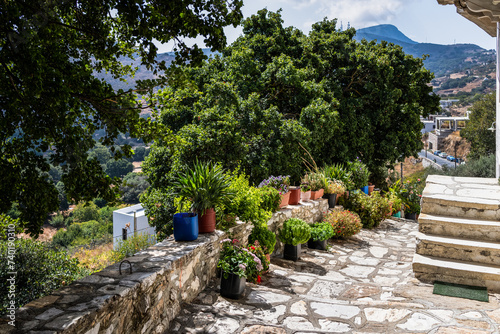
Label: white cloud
xmin=277 ymin=0 xmax=406 ymax=29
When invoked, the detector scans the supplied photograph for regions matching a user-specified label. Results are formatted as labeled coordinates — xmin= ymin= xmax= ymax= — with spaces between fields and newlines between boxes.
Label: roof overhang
xmin=438 ymin=0 xmax=500 ymax=37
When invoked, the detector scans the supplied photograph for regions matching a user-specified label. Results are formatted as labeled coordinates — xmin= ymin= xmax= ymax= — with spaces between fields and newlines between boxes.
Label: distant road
xmin=418 ymin=150 xmax=456 ymax=168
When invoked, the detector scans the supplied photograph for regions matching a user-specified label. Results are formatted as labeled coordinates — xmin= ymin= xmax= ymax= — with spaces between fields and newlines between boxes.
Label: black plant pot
xmin=321 ymin=193 xmax=337 ymax=208
xmin=283 ymin=243 xmax=301 ymax=261
xmin=405 ymin=212 xmax=417 ymax=220
xmin=307 ymin=239 xmax=327 ymax=251
xmin=220 ymin=272 xmax=246 ymax=299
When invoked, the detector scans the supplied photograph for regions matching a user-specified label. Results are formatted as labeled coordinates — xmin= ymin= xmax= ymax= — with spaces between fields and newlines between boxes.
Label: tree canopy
xmin=0 ymin=0 xmax=243 ymax=236
xmin=460 ymin=92 xmax=495 ymax=160
xmin=141 ymin=9 xmax=439 ymax=231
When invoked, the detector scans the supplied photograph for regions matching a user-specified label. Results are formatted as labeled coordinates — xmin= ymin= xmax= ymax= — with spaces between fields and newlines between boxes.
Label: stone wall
xmin=3 ymin=199 xmax=328 ymax=334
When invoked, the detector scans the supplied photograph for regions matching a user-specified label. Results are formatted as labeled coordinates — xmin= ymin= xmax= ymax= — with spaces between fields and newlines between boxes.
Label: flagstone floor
xmin=166 ymin=218 xmax=500 ymax=334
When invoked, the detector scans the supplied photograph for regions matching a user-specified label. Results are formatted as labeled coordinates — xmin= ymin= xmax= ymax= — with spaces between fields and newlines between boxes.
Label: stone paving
xmin=166 ymin=218 xmax=500 ymax=334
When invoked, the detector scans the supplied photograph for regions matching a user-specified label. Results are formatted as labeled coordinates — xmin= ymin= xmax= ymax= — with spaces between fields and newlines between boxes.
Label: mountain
xmin=353 ymin=24 xmax=495 ymax=78
xmin=356 ymin=24 xmax=417 ymax=46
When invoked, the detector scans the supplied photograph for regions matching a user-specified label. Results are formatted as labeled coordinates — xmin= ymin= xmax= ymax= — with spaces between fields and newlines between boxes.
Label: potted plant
xmin=323 ymin=210 xmax=362 ymax=239
xmin=323 ymin=163 xmax=354 ymax=194
xmin=303 ymin=172 xmax=325 ymax=200
xmin=308 ymin=222 xmax=335 ymax=250
xmin=259 ymin=175 xmax=290 ymax=208
xmin=322 ymin=179 xmax=345 ymax=208
xmin=278 ymin=218 xmax=311 ymax=261
xmin=246 ymin=241 xmax=270 ymax=283
xmin=300 ymin=183 xmax=311 ymax=201
xmin=217 ymin=239 xmax=263 ymax=299
xmin=259 ymin=186 xmax=282 ymax=213
xmin=174 ymin=160 xmax=233 ymax=233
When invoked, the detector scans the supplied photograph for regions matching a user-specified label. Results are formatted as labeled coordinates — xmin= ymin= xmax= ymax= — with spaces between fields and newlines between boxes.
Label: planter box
xmin=307 ymin=239 xmax=327 ymax=250
xmin=283 ymin=243 xmax=301 ymax=261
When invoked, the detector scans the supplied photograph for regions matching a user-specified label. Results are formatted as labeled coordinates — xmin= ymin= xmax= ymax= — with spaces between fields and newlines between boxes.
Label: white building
xmin=112 ymin=204 xmax=156 ymax=249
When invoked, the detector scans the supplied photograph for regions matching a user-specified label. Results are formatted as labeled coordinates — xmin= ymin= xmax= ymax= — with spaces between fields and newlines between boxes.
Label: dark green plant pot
xmin=405 ymin=212 xmax=417 ymax=220
xmin=220 ymin=272 xmax=246 ymax=299
xmin=283 ymin=243 xmax=301 ymax=261
xmin=322 ymin=193 xmax=337 ymax=208
xmin=307 ymin=239 xmax=327 ymax=250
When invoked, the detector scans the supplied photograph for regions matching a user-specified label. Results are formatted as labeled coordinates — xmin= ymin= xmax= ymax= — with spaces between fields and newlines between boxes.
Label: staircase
xmin=412 ymin=175 xmax=500 ymax=292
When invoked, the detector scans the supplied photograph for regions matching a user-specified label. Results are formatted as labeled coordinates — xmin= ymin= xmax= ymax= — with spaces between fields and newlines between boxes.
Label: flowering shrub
xmin=258 ymin=175 xmax=290 ymax=195
xmin=246 ymin=240 xmax=270 ymax=283
xmin=325 ymin=179 xmax=346 ymax=194
xmin=401 ymin=178 xmax=424 ymax=214
xmin=249 ymin=226 xmax=276 ymax=254
xmin=323 ymin=210 xmax=362 ymax=239
xmin=342 ymin=192 xmax=391 ymax=228
xmin=218 ymin=239 xmax=263 ymax=279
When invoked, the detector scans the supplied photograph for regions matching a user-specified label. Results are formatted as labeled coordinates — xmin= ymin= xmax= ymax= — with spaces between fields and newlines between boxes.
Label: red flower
xmin=232 ymin=239 xmax=239 ymax=244
xmin=251 ymin=246 xmax=256 ymax=250
xmin=257 ymin=275 xmax=261 ymax=283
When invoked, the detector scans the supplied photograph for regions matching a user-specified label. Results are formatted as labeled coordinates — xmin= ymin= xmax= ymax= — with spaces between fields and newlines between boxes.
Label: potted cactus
xmin=278 ymin=218 xmax=311 ymax=261
xmin=308 ymin=221 xmax=335 ymax=250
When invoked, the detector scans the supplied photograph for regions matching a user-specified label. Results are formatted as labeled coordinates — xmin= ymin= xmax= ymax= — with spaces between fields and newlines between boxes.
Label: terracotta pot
xmin=288 ymin=187 xmax=301 ymax=205
xmin=279 ymin=191 xmax=290 ymax=208
xmin=301 ymin=190 xmax=311 ymax=201
xmin=198 ymin=208 xmax=216 ymax=233
xmin=368 ymin=184 xmax=375 ymax=195
xmin=311 ymin=189 xmax=324 ymax=200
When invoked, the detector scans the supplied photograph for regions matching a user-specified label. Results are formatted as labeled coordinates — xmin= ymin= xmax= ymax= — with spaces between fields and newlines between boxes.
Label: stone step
xmin=416 ymin=232 xmax=500 ymax=266
xmin=418 ymin=213 xmax=500 ymax=242
xmin=412 ymin=253 xmax=500 ymax=292
xmin=421 ymin=175 xmax=500 ymax=221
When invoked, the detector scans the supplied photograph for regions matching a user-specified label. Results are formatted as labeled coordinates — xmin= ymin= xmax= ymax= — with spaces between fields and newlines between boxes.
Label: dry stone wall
xmin=2 ymin=199 xmax=328 ymax=334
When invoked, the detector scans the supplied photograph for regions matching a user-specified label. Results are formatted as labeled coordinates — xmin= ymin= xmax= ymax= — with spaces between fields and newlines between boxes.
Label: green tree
xmin=121 ymin=172 xmax=150 ymax=203
xmin=72 ymin=202 xmax=100 ymax=224
xmin=0 ymin=0 xmax=243 ymax=237
xmin=88 ymin=144 xmax=112 ymax=166
xmin=105 ymin=159 xmax=134 ymax=178
xmin=460 ymin=93 xmax=495 ymax=160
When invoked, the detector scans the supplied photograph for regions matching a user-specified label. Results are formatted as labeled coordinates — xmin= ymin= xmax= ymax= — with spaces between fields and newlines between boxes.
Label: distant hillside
xmin=354 ymin=24 xmax=495 ymax=78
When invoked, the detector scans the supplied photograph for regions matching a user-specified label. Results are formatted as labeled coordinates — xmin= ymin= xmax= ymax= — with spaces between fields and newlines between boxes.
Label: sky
xmin=157 ymin=0 xmax=497 ymax=53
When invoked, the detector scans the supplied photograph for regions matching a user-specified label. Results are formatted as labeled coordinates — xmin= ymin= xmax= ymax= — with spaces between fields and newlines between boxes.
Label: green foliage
xmin=121 ymin=172 xmax=150 ymax=204
xmin=461 ymin=93 xmax=495 ymax=160
xmin=258 ymin=186 xmax=282 ymax=214
xmin=173 ymin=160 xmax=233 ymax=215
xmin=347 ymin=160 xmax=370 ymax=189
xmin=401 ymin=178 xmax=424 ymax=214
xmin=342 ymin=192 xmax=391 ymax=229
xmin=0 ymin=0 xmax=243 ymax=237
xmin=112 ymin=233 xmax=157 ymax=262
xmin=249 ymin=226 xmax=277 ymax=254
xmin=0 ymin=239 xmax=84 ymax=314
xmin=309 ymin=222 xmax=336 ymax=242
xmin=56 ymin=181 xmax=69 ymax=211
xmin=323 ymin=210 xmax=362 ymax=239
xmin=72 ymin=202 xmax=100 ymax=224
xmin=89 ymin=144 xmax=113 ymax=166
xmin=49 ymin=214 xmax=66 ymax=228
xmin=93 ymin=198 xmax=108 ymax=208
xmin=302 ymin=172 xmax=326 ymax=191
xmin=387 ymin=180 xmax=404 ymax=214
xmin=133 ymin=146 xmax=148 ymax=161
xmin=322 ymin=164 xmax=354 ymax=191
xmin=105 ymin=159 xmax=134 ymax=179
xmin=246 ymin=241 xmax=270 ymax=283
xmin=221 ymin=171 xmax=270 ymax=226
xmin=52 ymin=220 xmax=111 ymax=248
xmin=278 ymin=218 xmax=311 ymax=246
xmin=258 ymin=175 xmax=290 ymax=194
xmin=0 ymin=215 xmax=24 ymax=240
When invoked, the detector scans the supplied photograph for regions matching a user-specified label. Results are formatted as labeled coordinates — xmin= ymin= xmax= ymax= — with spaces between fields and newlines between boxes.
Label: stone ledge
xmin=6 ymin=199 xmax=328 ymax=334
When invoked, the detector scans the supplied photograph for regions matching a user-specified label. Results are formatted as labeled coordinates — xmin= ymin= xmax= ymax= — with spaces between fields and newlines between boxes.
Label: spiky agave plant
xmin=173 ymin=160 xmax=233 ymax=215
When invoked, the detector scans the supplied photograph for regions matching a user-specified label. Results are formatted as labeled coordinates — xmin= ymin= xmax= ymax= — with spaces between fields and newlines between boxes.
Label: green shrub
xmin=347 ymin=159 xmax=370 ymax=189
xmin=52 ymin=220 xmax=112 ymax=248
xmin=111 ymin=233 xmax=157 ymax=262
xmin=309 ymin=222 xmax=335 ymax=241
xmin=49 ymin=213 xmax=66 ymax=228
xmin=322 ymin=163 xmax=354 ymax=190
xmin=278 ymin=218 xmax=311 ymax=246
xmin=323 ymin=210 xmax=362 ymax=239
xmin=342 ymin=192 xmax=391 ymax=228
xmin=249 ymin=226 xmax=276 ymax=254
xmin=401 ymin=178 xmax=424 ymax=214
xmin=72 ymin=202 xmax=100 ymax=223
xmin=259 ymin=186 xmax=281 ymax=213
xmin=0 ymin=239 xmax=85 ymax=315
xmin=0 ymin=215 xmax=24 ymax=240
